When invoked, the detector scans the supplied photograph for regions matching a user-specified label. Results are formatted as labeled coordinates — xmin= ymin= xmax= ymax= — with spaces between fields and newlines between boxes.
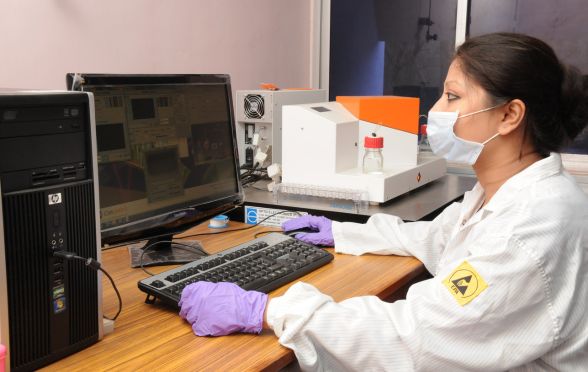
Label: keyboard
xmin=138 ymin=233 xmax=334 ymax=307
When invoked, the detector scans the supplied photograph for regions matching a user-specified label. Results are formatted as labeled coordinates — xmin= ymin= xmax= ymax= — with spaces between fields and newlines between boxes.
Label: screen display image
xmin=69 ymin=74 xmax=243 ymax=261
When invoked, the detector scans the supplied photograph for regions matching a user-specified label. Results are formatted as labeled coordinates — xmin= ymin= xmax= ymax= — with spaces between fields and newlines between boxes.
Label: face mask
xmin=427 ymin=104 xmax=502 ymax=165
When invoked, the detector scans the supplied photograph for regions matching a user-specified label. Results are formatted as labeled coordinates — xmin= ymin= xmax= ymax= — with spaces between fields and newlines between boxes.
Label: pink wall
xmin=0 ymin=0 xmax=312 ymax=92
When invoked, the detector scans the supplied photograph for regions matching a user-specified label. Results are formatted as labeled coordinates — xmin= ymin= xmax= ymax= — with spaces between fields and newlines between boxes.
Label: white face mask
xmin=427 ymin=104 xmax=502 ymax=165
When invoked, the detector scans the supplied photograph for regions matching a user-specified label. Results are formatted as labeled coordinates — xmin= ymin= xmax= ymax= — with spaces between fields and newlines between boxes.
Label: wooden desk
xmin=42 ymin=222 xmax=424 ymax=371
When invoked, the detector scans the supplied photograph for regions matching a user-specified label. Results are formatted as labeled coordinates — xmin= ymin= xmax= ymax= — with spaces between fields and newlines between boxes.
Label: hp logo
xmin=48 ymin=193 xmax=62 ymax=205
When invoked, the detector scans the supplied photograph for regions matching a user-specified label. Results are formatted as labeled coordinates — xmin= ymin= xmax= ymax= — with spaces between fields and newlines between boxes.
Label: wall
xmin=0 ymin=0 xmax=312 ymax=92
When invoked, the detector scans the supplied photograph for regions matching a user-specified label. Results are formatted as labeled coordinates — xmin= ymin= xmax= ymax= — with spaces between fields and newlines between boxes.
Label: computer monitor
xmin=66 ymin=74 xmax=243 ymax=266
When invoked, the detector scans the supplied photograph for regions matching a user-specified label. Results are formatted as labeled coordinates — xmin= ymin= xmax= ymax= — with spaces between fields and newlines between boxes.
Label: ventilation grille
xmin=244 ymin=94 xmax=265 ymax=119
xmin=64 ymin=181 xmax=99 ymax=344
xmin=3 ymin=190 xmax=50 ymax=369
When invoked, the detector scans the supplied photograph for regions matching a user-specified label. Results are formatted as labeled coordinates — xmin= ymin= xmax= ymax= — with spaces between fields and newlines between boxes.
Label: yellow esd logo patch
xmin=443 ymin=260 xmax=488 ymax=306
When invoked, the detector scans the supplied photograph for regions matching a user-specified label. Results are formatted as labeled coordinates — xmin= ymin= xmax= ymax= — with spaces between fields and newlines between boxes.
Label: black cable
xmin=138 ymin=241 xmax=209 ymax=276
xmin=240 ymin=165 xmax=268 ymax=187
xmin=100 ymin=205 xmax=243 ymax=251
xmin=53 ymin=250 xmax=122 ymax=321
xmin=139 ymin=209 xmax=302 ymax=274
xmin=94 ymin=265 xmax=122 ymax=321
xmin=241 ymin=174 xmax=264 ymax=186
xmin=177 ymin=209 xmax=302 ymax=240
xmin=242 ymin=177 xmax=264 ymax=187
xmin=241 ymin=172 xmax=269 ymax=188
xmin=253 ymin=229 xmax=282 ymax=238
xmin=144 ymin=240 xmax=209 ymax=257
xmin=239 ymin=162 xmax=260 ymax=179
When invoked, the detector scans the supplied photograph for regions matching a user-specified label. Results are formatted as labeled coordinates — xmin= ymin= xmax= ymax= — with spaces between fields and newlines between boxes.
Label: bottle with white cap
xmin=362 ymin=134 xmax=384 ymax=174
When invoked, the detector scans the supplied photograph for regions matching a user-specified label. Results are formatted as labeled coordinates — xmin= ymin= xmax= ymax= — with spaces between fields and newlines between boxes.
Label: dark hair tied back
xmin=456 ymin=33 xmax=588 ymax=156
xmin=559 ymin=64 xmax=588 ymax=144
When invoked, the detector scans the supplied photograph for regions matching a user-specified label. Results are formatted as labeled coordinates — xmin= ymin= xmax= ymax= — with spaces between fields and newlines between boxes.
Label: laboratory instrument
xmin=235 ymin=89 xmax=327 ymax=167
xmin=281 ymin=96 xmax=446 ymax=203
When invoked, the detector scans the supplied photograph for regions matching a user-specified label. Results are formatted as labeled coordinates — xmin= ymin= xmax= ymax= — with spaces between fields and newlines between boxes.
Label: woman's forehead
xmin=445 ymin=59 xmax=487 ymax=98
xmin=445 ymin=60 xmax=466 ymax=87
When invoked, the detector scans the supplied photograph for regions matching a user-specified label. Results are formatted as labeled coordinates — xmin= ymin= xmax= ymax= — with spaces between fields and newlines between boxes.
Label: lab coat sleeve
xmin=331 ymin=202 xmax=462 ymax=273
xmin=267 ymin=236 xmax=556 ymax=371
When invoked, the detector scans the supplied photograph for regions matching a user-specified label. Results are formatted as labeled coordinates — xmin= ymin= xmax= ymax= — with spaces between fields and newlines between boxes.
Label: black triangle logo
xmin=452 ymin=275 xmax=472 ymax=295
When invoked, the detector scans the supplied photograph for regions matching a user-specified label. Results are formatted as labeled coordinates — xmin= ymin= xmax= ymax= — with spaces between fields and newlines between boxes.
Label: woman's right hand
xmin=281 ymin=215 xmax=334 ymax=246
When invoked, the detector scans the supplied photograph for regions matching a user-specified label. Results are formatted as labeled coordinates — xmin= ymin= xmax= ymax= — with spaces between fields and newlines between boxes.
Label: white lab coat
xmin=267 ymin=153 xmax=588 ymax=371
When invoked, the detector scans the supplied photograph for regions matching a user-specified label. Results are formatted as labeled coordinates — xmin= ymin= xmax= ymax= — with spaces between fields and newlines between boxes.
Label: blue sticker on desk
xmin=245 ymin=207 xmax=258 ymax=224
xmin=53 ymin=296 xmax=66 ymax=313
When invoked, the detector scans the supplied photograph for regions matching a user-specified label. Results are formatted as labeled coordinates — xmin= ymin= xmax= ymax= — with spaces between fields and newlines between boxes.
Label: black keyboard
xmin=138 ymin=233 xmax=334 ymax=307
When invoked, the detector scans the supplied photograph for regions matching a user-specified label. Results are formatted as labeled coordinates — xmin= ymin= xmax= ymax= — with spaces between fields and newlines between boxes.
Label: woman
xmin=179 ymin=33 xmax=588 ymax=371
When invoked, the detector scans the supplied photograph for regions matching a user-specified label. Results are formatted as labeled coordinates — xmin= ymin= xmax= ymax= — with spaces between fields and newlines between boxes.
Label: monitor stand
xmin=128 ymin=235 xmax=206 ymax=268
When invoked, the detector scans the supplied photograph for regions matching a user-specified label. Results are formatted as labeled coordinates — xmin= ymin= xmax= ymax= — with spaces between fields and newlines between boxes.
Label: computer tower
xmin=235 ymin=89 xmax=327 ymax=167
xmin=0 ymin=91 xmax=102 ymax=371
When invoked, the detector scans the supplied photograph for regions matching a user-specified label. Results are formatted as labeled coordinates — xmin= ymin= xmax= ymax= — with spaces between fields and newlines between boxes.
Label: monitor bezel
xmin=67 ymin=73 xmax=244 ymax=247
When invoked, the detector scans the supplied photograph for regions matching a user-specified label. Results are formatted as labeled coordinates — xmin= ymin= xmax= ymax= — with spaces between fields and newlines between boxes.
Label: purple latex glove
xmin=281 ymin=215 xmax=334 ymax=246
xmin=179 ymin=281 xmax=268 ymax=336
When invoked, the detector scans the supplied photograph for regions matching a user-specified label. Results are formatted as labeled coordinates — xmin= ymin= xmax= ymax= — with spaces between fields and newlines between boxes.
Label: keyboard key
xmin=242 ymin=277 xmax=271 ymax=290
xmin=151 ymin=280 xmax=165 ymax=288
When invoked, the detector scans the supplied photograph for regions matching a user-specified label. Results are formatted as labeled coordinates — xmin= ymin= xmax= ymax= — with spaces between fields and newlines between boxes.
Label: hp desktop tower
xmin=0 ymin=91 xmax=102 ymax=371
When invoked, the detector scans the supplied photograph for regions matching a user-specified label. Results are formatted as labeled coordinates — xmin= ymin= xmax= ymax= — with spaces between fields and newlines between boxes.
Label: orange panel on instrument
xmin=336 ymin=96 xmax=419 ymax=135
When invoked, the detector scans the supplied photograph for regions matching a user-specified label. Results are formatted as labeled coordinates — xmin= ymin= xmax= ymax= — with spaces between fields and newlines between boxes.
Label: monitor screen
xmin=67 ymin=74 xmax=243 ymax=253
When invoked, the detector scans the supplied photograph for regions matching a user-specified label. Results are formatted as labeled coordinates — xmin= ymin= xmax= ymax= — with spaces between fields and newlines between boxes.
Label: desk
xmin=42 ymin=222 xmax=424 ymax=371
xmin=242 ymin=174 xmax=476 ymax=223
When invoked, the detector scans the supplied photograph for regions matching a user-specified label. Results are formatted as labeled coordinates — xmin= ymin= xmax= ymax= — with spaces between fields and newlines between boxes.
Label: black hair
xmin=455 ymin=32 xmax=588 ymax=156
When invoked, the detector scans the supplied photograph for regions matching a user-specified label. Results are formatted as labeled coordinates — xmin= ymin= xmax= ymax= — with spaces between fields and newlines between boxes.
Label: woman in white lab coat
xmin=179 ymin=33 xmax=588 ymax=371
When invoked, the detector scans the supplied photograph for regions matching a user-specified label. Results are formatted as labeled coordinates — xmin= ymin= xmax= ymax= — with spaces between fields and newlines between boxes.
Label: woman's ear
xmin=498 ymin=99 xmax=526 ymax=135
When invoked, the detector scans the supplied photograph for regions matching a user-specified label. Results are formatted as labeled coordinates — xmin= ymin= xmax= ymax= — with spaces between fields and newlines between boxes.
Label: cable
xmin=253 ymin=229 xmax=282 ymax=238
xmin=138 ymin=241 xmax=209 ymax=276
xmin=239 ymin=162 xmax=260 ymax=179
xmin=139 ymin=209 xmax=302 ymax=275
xmin=242 ymin=174 xmax=269 ymax=188
xmin=177 ymin=209 xmax=302 ymax=240
xmin=53 ymin=250 xmax=122 ymax=321
xmin=144 ymin=240 xmax=209 ymax=257
xmin=241 ymin=167 xmax=269 ymax=188
xmin=100 ymin=204 xmax=243 ymax=251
